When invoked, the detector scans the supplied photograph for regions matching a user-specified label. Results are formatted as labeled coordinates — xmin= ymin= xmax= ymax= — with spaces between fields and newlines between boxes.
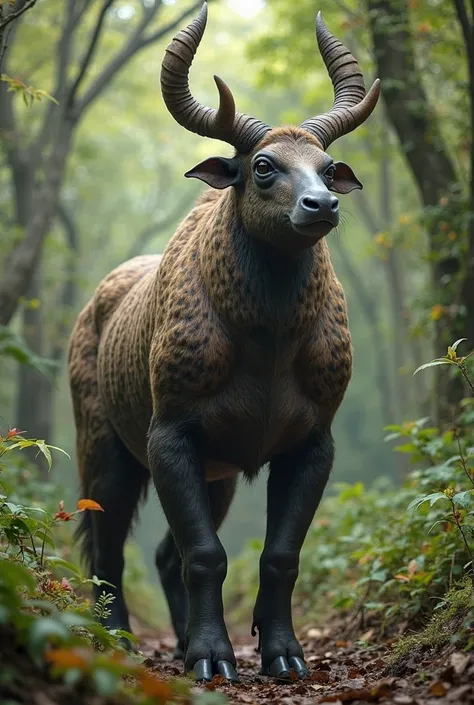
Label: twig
xmin=67 ymin=0 xmax=115 ymax=105
xmin=0 ymin=0 xmax=38 ymax=31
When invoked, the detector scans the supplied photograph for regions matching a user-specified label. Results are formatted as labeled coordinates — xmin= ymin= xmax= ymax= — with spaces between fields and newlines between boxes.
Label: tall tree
xmin=0 ymin=0 xmax=203 ymax=327
xmin=366 ymin=0 xmax=473 ymax=421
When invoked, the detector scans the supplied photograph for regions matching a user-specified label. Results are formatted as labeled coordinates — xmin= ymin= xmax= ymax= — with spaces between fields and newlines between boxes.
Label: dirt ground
xmin=139 ymin=626 xmax=474 ymax=705
xmin=2 ymin=622 xmax=474 ymax=704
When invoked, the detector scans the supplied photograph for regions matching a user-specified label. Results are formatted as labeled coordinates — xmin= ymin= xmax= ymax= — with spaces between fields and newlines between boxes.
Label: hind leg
xmin=79 ymin=430 xmax=149 ymax=636
xmin=69 ymin=302 xmax=149 ymax=638
xmin=89 ymin=434 xmax=149 ymax=633
xmin=155 ymin=477 xmax=237 ymax=660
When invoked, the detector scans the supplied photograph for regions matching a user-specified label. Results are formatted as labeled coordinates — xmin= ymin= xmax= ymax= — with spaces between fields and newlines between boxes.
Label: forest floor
xmin=2 ymin=621 xmax=474 ymax=705
xmin=139 ymin=623 xmax=474 ymax=705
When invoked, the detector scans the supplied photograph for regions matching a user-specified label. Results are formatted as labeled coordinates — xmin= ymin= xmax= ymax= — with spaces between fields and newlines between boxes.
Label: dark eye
xmin=254 ymin=159 xmax=273 ymax=176
xmin=325 ymin=165 xmax=336 ymax=180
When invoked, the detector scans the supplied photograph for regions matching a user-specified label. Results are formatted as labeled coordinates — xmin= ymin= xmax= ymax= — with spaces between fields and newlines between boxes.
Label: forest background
xmin=1 ymin=0 xmax=473 ymax=627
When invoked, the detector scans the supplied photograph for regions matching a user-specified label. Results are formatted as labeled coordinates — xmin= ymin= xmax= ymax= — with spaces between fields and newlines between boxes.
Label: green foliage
xmin=0 ymin=325 xmax=57 ymax=377
xmin=0 ymin=74 xmax=58 ymax=107
xmin=393 ymin=579 xmax=474 ymax=659
xmin=0 ymin=430 xmax=214 ymax=704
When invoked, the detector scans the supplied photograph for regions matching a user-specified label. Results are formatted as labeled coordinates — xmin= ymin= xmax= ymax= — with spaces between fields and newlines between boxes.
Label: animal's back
xmin=68 ymin=254 xmax=162 ymax=473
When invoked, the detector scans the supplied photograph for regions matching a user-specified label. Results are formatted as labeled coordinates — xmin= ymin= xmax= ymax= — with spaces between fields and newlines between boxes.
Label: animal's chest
xmin=199 ymin=336 xmax=318 ymax=475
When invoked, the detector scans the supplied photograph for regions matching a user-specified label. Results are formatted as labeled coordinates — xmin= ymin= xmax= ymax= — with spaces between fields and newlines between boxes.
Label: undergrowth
xmin=0 ymin=429 xmax=221 ymax=704
xmin=226 ymin=341 xmax=474 ymax=650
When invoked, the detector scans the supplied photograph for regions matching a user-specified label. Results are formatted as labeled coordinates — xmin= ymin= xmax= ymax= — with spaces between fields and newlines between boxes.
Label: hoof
xmin=216 ymin=660 xmax=239 ymax=683
xmin=192 ymin=658 xmax=213 ymax=682
xmin=288 ymin=656 xmax=309 ymax=679
xmin=268 ymin=656 xmax=291 ymax=680
xmin=264 ymin=655 xmax=308 ymax=681
xmin=190 ymin=658 xmax=238 ymax=683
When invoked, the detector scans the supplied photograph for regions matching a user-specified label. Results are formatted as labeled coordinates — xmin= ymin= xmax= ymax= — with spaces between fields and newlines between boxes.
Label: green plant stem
xmin=456 ymin=433 xmax=474 ymax=488
xmin=459 ymin=364 xmax=474 ymax=394
xmin=451 ymin=500 xmax=474 ymax=585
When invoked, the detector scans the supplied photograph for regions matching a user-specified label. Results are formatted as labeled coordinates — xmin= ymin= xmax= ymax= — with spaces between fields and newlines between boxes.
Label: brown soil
xmin=140 ymin=626 xmax=474 ymax=705
xmin=2 ymin=623 xmax=474 ymax=705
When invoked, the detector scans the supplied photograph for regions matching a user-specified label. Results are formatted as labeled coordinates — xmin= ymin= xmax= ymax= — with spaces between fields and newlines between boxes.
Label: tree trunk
xmin=0 ymin=119 xmax=75 ymax=326
xmin=367 ymin=0 xmax=465 ymax=424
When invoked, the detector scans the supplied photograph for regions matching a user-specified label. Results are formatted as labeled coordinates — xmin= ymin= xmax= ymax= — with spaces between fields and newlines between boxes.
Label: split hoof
xmin=216 ymin=659 xmax=239 ymax=683
xmin=191 ymin=658 xmax=238 ymax=683
xmin=265 ymin=655 xmax=309 ymax=681
xmin=288 ymin=656 xmax=309 ymax=679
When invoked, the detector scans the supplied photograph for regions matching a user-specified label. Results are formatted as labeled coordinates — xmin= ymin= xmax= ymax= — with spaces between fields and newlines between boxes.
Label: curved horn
xmin=300 ymin=12 xmax=380 ymax=149
xmin=160 ymin=3 xmax=270 ymax=153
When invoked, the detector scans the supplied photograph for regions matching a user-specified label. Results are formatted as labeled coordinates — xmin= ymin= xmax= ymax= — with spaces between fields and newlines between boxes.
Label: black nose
xmin=301 ymin=193 xmax=339 ymax=214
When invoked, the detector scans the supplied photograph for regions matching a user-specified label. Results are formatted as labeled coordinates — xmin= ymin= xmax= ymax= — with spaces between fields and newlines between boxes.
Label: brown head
xmin=160 ymin=3 xmax=380 ymax=252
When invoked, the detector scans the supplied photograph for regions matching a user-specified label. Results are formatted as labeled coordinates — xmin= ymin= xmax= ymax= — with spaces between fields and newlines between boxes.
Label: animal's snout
xmin=299 ymin=192 xmax=339 ymax=217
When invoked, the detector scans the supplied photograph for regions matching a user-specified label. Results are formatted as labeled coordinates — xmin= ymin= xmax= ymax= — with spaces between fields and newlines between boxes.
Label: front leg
xmin=253 ymin=428 xmax=334 ymax=680
xmin=148 ymin=419 xmax=237 ymax=682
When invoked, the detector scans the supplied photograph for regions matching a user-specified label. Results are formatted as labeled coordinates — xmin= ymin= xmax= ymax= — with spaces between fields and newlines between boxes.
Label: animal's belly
xmin=201 ymin=375 xmax=318 ymax=475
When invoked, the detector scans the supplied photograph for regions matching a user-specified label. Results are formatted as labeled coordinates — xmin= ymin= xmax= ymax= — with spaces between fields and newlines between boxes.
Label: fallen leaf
xmin=318 ymin=680 xmax=393 ymax=703
xmin=311 ymin=670 xmax=330 ymax=684
xmin=139 ymin=673 xmax=174 ymax=699
xmin=347 ymin=669 xmax=361 ymax=679
xmin=428 ymin=681 xmax=448 ymax=697
xmin=393 ymin=696 xmax=414 ymax=704
xmin=360 ymin=628 xmax=375 ymax=642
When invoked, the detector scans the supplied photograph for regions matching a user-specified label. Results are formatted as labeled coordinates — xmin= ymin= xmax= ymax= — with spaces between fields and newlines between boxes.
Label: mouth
xmin=289 ymin=219 xmax=335 ymax=238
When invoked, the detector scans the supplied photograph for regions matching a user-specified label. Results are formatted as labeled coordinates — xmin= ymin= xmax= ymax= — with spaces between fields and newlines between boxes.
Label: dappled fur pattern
xmin=69 ymin=127 xmax=352 ymax=482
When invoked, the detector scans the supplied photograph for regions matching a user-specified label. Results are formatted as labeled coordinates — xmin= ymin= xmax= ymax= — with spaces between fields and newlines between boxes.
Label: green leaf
xmin=0 ymin=560 xmax=35 ymax=591
xmin=35 ymin=441 xmax=52 ymax=471
xmin=452 ymin=490 xmax=474 ymax=508
xmin=407 ymin=492 xmax=447 ymax=512
xmin=28 ymin=617 xmax=70 ymax=658
xmin=413 ymin=359 xmax=454 ymax=376
xmin=451 ymin=338 xmax=467 ymax=352
xmin=46 ymin=556 xmax=83 ymax=578
xmin=108 ymin=628 xmax=138 ymax=644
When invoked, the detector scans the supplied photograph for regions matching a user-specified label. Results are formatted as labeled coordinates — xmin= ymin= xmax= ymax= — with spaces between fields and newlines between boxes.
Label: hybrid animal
xmin=68 ymin=4 xmax=380 ymax=684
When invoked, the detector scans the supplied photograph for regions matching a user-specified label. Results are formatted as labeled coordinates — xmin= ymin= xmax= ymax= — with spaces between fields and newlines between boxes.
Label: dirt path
xmin=139 ymin=628 xmax=474 ymax=704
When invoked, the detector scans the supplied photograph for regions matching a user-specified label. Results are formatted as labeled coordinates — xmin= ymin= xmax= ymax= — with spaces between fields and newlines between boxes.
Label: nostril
xmin=302 ymin=196 xmax=320 ymax=211
xmin=330 ymin=198 xmax=339 ymax=212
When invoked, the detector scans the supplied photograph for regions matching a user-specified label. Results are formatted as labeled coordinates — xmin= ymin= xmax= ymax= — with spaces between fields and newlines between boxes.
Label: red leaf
xmin=7 ymin=427 xmax=24 ymax=439
xmin=77 ymin=498 xmax=104 ymax=512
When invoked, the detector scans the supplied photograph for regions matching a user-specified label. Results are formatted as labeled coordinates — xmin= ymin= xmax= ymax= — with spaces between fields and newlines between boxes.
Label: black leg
xmin=252 ymin=429 xmax=334 ymax=680
xmin=84 ymin=435 xmax=149 ymax=641
xmin=148 ymin=421 xmax=237 ymax=682
xmin=155 ymin=477 xmax=237 ymax=661
xmin=155 ymin=530 xmax=188 ymax=659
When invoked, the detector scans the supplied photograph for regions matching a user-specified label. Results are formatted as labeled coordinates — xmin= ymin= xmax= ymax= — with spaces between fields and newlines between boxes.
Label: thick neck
xmin=199 ymin=190 xmax=330 ymax=333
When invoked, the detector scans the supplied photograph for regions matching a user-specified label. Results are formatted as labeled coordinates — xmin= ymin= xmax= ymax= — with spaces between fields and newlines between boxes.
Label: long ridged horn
xmin=160 ymin=3 xmax=270 ymax=153
xmin=300 ymin=12 xmax=380 ymax=149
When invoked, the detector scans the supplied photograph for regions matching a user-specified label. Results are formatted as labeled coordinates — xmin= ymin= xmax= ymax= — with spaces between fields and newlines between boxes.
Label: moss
xmin=392 ymin=579 xmax=474 ymax=661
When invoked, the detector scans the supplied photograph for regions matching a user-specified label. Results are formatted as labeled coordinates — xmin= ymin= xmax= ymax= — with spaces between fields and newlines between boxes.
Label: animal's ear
xmin=330 ymin=161 xmax=363 ymax=194
xmin=184 ymin=157 xmax=242 ymax=190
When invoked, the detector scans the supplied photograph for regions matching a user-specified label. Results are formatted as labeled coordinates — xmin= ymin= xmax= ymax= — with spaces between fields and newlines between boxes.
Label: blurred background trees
xmin=0 ymin=0 xmax=471 ymax=580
